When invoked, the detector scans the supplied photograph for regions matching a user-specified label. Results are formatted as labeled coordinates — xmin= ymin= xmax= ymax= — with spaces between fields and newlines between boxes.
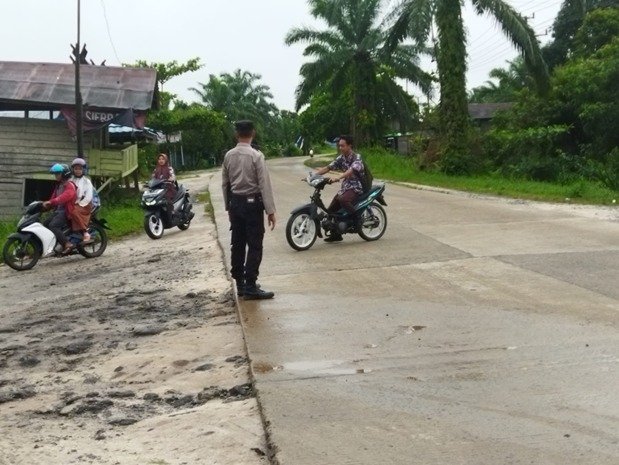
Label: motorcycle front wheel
xmin=357 ymin=202 xmax=387 ymax=241
xmin=286 ymin=212 xmax=318 ymax=251
xmin=78 ymin=223 xmax=108 ymax=258
xmin=3 ymin=236 xmax=41 ymax=271
xmin=144 ymin=212 xmax=164 ymax=239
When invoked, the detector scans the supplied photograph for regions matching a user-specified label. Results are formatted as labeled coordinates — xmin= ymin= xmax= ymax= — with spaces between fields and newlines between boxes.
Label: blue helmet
xmin=49 ymin=163 xmax=71 ymax=179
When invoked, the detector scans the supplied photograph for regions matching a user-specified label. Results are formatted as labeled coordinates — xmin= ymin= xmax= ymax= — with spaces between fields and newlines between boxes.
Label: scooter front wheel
xmin=3 ymin=236 xmax=41 ymax=271
xmin=286 ymin=212 xmax=318 ymax=251
xmin=144 ymin=213 xmax=164 ymax=239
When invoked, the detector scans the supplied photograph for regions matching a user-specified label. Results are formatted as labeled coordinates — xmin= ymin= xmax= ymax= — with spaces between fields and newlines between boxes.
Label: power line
xmin=100 ymin=0 xmax=121 ymax=64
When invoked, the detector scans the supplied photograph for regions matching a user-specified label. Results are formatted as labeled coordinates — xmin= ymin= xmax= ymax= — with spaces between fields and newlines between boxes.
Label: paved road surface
xmin=211 ymin=157 xmax=619 ymax=465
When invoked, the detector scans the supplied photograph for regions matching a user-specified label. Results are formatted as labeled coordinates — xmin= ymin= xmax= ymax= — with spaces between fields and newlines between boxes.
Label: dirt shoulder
xmin=0 ymin=171 xmax=268 ymax=465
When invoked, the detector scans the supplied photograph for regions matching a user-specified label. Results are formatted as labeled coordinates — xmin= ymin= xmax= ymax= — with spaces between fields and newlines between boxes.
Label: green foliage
xmin=286 ymin=0 xmax=431 ymax=145
xmin=358 ymin=146 xmax=618 ymax=204
xmin=0 ymin=218 xmax=18 ymax=253
xmin=435 ymin=0 xmax=470 ymax=169
xmin=468 ymin=57 xmax=531 ymax=103
xmin=99 ymin=204 xmax=144 ymax=239
xmin=573 ymin=7 xmax=619 ymax=57
xmin=191 ymin=69 xmax=277 ymax=134
xmin=387 ymin=0 xmax=548 ymax=174
xmin=485 ymin=125 xmax=571 ymax=180
xmin=479 ymin=7 xmax=619 ymax=190
xmin=148 ymin=104 xmax=231 ymax=168
xmin=125 ymin=58 xmax=203 ymax=111
xmin=283 ymin=143 xmax=303 ymax=157
xmin=136 ymin=143 xmax=158 ymax=179
xmin=128 ymin=58 xmax=202 ymax=91
xmin=542 ymin=0 xmax=618 ymax=70
xmin=190 ymin=69 xmax=301 ymax=154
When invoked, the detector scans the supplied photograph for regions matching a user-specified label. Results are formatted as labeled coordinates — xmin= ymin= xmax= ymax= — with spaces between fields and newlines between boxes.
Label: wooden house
xmin=0 ymin=61 xmax=156 ymax=219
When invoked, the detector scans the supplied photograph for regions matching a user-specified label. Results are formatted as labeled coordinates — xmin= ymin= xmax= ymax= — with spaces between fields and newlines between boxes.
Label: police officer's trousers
xmin=229 ymin=194 xmax=265 ymax=285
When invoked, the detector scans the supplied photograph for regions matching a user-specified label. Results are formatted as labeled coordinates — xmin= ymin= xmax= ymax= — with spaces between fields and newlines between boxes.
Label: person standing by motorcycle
xmin=222 ymin=120 xmax=276 ymax=300
xmin=314 ymin=135 xmax=365 ymax=242
xmin=42 ymin=163 xmax=77 ymax=253
xmin=152 ymin=153 xmax=177 ymax=216
xmin=70 ymin=157 xmax=94 ymax=243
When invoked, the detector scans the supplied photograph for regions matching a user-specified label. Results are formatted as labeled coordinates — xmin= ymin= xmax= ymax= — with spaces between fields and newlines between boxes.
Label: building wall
xmin=0 ymin=117 xmax=85 ymax=219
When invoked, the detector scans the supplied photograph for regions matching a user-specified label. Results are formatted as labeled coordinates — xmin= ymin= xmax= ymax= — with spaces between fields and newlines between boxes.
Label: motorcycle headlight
xmin=143 ymin=188 xmax=165 ymax=198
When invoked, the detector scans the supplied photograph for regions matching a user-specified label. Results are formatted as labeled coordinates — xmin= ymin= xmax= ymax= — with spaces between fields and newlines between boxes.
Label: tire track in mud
xmin=0 ymin=211 xmax=254 ymax=435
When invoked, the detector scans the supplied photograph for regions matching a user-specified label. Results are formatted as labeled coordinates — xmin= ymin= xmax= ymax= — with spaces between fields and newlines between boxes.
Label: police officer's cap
xmin=234 ymin=120 xmax=255 ymax=133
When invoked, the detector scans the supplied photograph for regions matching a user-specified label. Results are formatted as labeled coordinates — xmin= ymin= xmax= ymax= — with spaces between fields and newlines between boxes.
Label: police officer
xmin=222 ymin=120 xmax=276 ymax=300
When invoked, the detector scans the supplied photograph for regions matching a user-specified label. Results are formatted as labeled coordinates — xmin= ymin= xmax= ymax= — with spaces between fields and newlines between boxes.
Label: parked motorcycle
xmin=285 ymin=173 xmax=388 ymax=251
xmin=2 ymin=201 xmax=109 ymax=271
xmin=141 ymin=179 xmax=194 ymax=239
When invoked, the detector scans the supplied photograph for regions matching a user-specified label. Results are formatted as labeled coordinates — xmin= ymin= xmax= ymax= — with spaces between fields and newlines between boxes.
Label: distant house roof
xmin=0 ymin=61 xmax=157 ymax=112
xmin=468 ymin=102 xmax=513 ymax=120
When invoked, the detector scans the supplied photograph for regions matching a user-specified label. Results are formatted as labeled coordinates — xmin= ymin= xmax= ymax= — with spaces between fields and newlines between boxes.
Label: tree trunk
xmin=436 ymin=0 xmax=471 ymax=173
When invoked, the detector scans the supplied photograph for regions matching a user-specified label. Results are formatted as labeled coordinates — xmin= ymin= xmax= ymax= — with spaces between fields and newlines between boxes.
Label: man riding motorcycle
xmin=42 ymin=163 xmax=76 ymax=254
xmin=313 ymin=135 xmax=365 ymax=242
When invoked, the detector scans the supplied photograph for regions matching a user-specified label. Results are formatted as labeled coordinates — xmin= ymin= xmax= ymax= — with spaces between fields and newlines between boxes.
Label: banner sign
xmin=60 ymin=107 xmax=147 ymax=136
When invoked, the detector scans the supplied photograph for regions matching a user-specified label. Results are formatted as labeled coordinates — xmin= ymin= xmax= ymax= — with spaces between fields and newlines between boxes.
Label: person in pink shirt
xmin=42 ymin=163 xmax=77 ymax=253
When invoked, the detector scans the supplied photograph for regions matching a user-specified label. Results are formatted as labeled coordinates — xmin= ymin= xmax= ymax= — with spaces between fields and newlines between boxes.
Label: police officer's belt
xmin=231 ymin=192 xmax=262 ymax=201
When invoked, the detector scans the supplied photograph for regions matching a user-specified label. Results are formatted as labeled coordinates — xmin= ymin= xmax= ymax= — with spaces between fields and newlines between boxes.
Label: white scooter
xmin=2 ymin=201 xmax=108 ymax=271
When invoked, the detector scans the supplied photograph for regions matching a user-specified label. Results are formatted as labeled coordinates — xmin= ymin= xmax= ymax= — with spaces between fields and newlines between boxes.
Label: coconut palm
xmin=191 ymin=69 xmax=277 ymax=125
xmin=285 ymin=0 xmax=433 ymax=145
xmin=387 ymin=0 xmax=549 ymax=172
xmin=469 ymin=57 xmax=532 ymax=103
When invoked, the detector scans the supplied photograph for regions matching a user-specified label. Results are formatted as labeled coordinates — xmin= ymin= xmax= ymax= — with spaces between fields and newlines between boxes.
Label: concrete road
xmin=211 ymin=157 xmax=619 ymax=465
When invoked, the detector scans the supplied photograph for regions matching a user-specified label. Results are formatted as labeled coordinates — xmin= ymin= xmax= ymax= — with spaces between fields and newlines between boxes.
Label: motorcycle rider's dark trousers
xmin=327 ymin=189 xmax=359 ymax=215
xmin=44 ymin=211 xmax=69 ymax=246
xmin=228 ymin=194 xmax=265 ymax=286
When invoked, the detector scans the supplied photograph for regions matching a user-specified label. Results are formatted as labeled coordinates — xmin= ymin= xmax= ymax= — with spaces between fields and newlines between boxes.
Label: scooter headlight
xmin=143 ymin=188 xmax=165 ymax=198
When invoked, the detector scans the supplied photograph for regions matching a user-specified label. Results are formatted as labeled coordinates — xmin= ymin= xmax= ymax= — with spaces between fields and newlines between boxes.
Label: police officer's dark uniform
xmin=222 ymin=120 xmax=276 ymax=300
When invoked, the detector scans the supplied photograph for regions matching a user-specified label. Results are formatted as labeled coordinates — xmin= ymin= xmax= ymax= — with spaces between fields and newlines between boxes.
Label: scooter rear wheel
xmin=144 ymin=213 xmax=164 ymax=239
xmin=78 ymin=224 xmax=108 ymax=258
xmin=177 ymin=221 xmax=191 ymax=231
xmin=2 ymin=237 xmax=41 ymax=271
xmin=357 ymin=202 xmax=387 ymax=241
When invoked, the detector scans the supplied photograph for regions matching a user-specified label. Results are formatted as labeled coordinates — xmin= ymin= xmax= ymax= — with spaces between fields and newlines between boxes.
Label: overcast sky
xmin=2 ymin=0 xmax=562 ymax=111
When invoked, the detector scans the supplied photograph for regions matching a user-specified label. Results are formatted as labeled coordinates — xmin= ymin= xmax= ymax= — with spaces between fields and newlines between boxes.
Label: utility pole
xmin=74 ymin=0 xmax=84 ymax=157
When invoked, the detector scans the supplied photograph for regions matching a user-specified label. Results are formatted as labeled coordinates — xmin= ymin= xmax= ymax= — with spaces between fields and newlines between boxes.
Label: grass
xmin=305 ymin=149 xmax=618 ymax=205
xmin=195 ymin=191 xmax=214 ymax=219
xmin=98 ymin=204 xmax=144 ymax=239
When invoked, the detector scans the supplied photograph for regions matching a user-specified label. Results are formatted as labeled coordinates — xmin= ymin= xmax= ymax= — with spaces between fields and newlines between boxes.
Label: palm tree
xmin=286 ymin=0 xmax=432 ymax=145
xmin=191 ymin=69 xmax=277 ymax=126
xmin=387 ymin=0 xmax=549 ymax=172
xmin=469 ymin=57 xmax=532 ymax=103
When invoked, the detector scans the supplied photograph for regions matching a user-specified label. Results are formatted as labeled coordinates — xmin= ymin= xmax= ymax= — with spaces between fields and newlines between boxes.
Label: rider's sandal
xmin=62 ymin=244 xmax=75 ymax=255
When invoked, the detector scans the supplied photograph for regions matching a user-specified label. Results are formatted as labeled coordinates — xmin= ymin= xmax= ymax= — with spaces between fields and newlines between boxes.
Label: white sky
xmin=1 ymin=0 xmax=562 ymax=111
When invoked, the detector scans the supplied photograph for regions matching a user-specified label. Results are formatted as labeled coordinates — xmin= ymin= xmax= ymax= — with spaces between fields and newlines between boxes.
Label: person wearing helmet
xmin=43 ymin=163 xmax=77 ymax=253
xmin=70 ymin=157 xmax=94 ymax=242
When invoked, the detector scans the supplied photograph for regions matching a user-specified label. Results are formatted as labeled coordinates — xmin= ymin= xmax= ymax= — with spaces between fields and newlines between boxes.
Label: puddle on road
xmin=253 ymin=359 xmax=372 ymax=376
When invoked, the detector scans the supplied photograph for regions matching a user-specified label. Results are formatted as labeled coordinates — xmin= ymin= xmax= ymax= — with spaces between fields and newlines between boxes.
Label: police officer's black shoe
xmin=236 ymin=281 xmax=261 ymax=297
xmin=243 ymin=284 xmax=274 ymax=300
